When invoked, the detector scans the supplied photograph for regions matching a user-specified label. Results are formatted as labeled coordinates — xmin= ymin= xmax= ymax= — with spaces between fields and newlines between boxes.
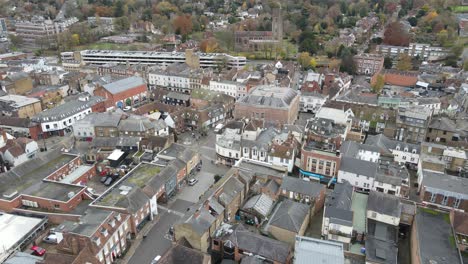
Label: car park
xmin=43 ymin=234 xmax=58 ymax=244
xmin=100 ymin=176 xmax=108 ymax=183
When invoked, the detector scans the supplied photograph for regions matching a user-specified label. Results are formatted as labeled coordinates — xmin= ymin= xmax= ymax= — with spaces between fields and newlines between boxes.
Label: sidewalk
xmin=117 ymin=214 xmax=162 ymax=264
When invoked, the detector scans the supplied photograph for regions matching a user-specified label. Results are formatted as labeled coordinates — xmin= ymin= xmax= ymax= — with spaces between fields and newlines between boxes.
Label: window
xmin=430 ymin=193 xmax=436 ymax=202
xmin=442 ymin=195 xmax=449 ymax=205
xmin=454 ymin=198 xmax=461 ymax=208
xmin=54 ymin=204 xmax=60 ymax=209
xmin=46 ymin=125 xmax=50 ymax=129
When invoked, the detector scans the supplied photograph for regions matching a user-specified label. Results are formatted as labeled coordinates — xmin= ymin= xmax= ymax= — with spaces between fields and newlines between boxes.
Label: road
xmin=127 ymin=210 xmax=181 ymax=264
xmin=126 ymin=129 xmax=230 ymax=263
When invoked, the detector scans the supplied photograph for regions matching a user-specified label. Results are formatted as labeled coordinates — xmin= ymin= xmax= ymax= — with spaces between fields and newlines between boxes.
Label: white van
xmin=214 ymin=123 xmax=224 ymax=133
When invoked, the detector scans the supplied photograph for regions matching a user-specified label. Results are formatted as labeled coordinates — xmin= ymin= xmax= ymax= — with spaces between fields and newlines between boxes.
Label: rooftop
xmin=0 ymin=95 xmax=40 ymax=108
xmin=73 ymin=112 xmax=122 ymax=127
xmin=242 ymin=193 xmax=274 ymax=219
xmin=294 ymin=236 xmax=344 ymax=264
xmin=0 ymin=213 xmax=45 ymax=256
xmin=415 ymin=208 xmax=462 ymax=264
xmin=237 ymin=85 xmax=298 ymax=109
xmin=367 ymin=191 xmax=401 ymax=219
xmin=268 ymin=199 xmax=309 ymax=232
xmin=61 ymin=208 xmax=112 ymax=237
xmin=422 ymin=170 xmax=468 ymax=196
xmin=32 ymin=95 xmax=105 ymax=122
xmin=102 ymin=76 xmax=146 ymax=94
xmin=351 ymin=192 xmax=368 ymax=233
xmin=0 ymin=151 xmax=79 ymax=200
xmin=280 ymin=176 xmax=324 ymax=198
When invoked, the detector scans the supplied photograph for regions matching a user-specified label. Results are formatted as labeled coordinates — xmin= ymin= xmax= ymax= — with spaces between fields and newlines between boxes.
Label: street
xmin=126 ymin=129 xmax=230 ymax=263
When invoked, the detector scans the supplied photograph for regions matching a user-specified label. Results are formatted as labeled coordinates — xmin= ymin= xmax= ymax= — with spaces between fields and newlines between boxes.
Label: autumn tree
xmin=71 ymin=34 xmax=80 ymax=47
xmin=155 ymin=1 xmax=178 ymax=18
xmin=200 ymin=38 xmax=219 ymax=53
xmin=372 ymin=74 xmax=385 ymax=94
xmin=396 ymin=54 xmax=412 ymax=71
xmin=383 ymin=22 xmax=410 ymax=46
xmin=297 ymin=52 xmax=316 ymax=69
xmin=173 ymin=15 xmax=193 ymax=36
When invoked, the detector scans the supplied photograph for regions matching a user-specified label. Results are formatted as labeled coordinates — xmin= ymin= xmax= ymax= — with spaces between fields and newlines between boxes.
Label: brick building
xmin=0 ymin=94 xmax=42 ymax=118
xmin=353 ymin=53 xmax=384 ymax=75
xmin=51 ymin=208 xmax=131 ymax=264
xmin=0 ymin=150 xmax=95 ymax=214
xmin=371 ymin=70 xmax=418 ymax=87
xmin=300 ymin=141 xmax=341 ymax=184
xmin=234 ymin=85 xmax=300 ymax=125
xmin=94 ymin=76 xmax=148 ymax=109
xmin=419 ymin=170 xmax=468 ymax=211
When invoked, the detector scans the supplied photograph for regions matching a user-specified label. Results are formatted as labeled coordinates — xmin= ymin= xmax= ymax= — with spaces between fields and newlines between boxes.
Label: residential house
xmin=212 ymin=224 xmax=292 ymax=264
xmin=425 ymin=117 xmax=468 ymax=147
xmin=279 ymin=176 xmax=326 ymax=214
xmin=266 ymin=199 xmax=310 ymax=245
xmin=321 ymin=181 xmax=354 ymax=249
xmin=365 ymin=134 xmax=420 ymax=166
xmin=395 ymin=107 xmax=432 ymax=143
xmin=0 ymin=137 xmax=39 ymax=166
xmin=73 ymin=112 xmax=122 ymax=139
xmin=164 ymin=92 xmax=191 ymax=107
xmin=215 ymin=177 xmax=245 ymax=221
xmin=157 ymin=143 xmax=201 ymax=175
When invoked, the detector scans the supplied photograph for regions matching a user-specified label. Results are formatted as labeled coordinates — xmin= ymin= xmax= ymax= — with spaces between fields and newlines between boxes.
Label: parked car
xmin=100 ymin=176 xmax=109 ymax=183
xmin=151 ymin=255 xmax=161 ymax=264
xmin=31 ymin=246 xmax=46 ymax=256
xmin=43 ymin=234 xmax=58 ymax=244
xmin=123 ymin=106 xmax=132 ymax=112
xmin=245 ymin=218 xmax=255 ymax=226
xmin=188 ymin=178 xmax=198 ymax=186
xmin=104 ymin=177 xmax=114 ymax=186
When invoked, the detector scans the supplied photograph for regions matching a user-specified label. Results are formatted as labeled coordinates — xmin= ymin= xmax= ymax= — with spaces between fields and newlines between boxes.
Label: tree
xmin=114 ymin=0 xmax=124 ymax=17
xmin=297 ymin=52 xmax=312 ymax=69
xmin=396 ymin=54 xmax=412 ymax=71
xmin=298 ymin=30 xmax=319 ymax=55
xmin=155 ymin=1 xmax=179 ymax=18
xmin=114 ymin=17 xmax=130 ymax=32
xmin=340 ymin=55 xmax=356 ymax=74
xmin=383 ymin=22 xmax=410 ymax=46
xmin=372 ymin=74 xmax=385 ymax=94
xmin=214 ymin=174 xmax=222 ymax=183
xmin=384 ymin=57 xmax=393 ymax=69
xmin=71 ymin=34 xmax=80 ymax=47
xmin=9 ymin=34 xmax=23 ymax=48
xmin=173 ymin=15 xmax=193 ymax=36
xmin=200 ymin=38 xmax=219 ymax=53
xmin=407 ymin=17 xmax=418 ymax=27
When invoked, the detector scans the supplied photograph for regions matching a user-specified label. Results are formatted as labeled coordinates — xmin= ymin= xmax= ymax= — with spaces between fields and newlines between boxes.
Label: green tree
xmin=71 ymin=34 xmax=80 ymax=47
xmin=384 ymin=57 xmax=393 ymax=69
xmin=372 ymin=74 xmax=385 ymax=94
xmin=407 ymin=17 xmax=418 ymax=27
xmin=114 ymin=17 xmax=130 ymax=32
xmin=114 ymin=0 xmax=124 ymax=17
xmin=396 ymin=54 xmax=412 ymax=71
xmin=214 ymin=174 xmax=222 ymax=183
xmin=340 ymin=55 xmax=356 ymax=74
xmin=297 ymin=52 xmax=312 ymax=69
xmin=298 ymin=30 xmax=319 ymax=55
xmin=8 ymin=34 xmax=23 ymax=48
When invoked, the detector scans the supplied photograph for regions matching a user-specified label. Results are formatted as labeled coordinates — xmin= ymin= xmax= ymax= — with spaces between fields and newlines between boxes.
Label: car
xmin=43 ymin=234 xmax=58 ymax=244
xmin=30 ymin=246 xmax=46 ymax=256
xmin=104 ymin=177 xmax=115 ymax=186
xmin=188 ymin=178 xmax=198 ymax=186
xmin=100 ymin=176 xmax=109 ymax=183
xmin=245 ymin=219 xmax=255 ymax=226
xmin=123 ymin=106 xmax=132 ymax=112
xmin=151 ymin=255 xmax=161 ymax=264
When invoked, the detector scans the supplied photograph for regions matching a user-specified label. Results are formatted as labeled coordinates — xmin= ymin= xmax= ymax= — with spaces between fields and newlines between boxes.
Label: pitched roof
xmin=242 ymin=193 xmax=274 ymax=218
xmin=268 ymin=199 xmax=309 ymax=232
xmin=102 ymin=76 xmax=146 ymax=94
xmin=339 ymin=156 xmax=378 ymax=177
xmin=280 ymin=176 xmax=324 ymax=198
xmin=422 ymin=171 xmax=468 ymax=195
xmin=367 ymin=191 xmax=402 ymax=219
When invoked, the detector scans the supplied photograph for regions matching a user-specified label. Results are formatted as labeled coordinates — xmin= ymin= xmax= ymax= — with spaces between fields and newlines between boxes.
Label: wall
xmin=338 ymin=170 xmax=374 ymax=190
xmin=17 ymin=101 xmax=42 ymax=118
xmin=13 ymin=208 xmax=80 ymax=224
xmin=40 ymin=108 xmax=92 ymax=132
xmin=367 ymin=210 xmax=400 ymax=226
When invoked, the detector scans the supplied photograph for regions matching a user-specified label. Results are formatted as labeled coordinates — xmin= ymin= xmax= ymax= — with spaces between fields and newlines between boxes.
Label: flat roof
xmin=59 ymin=165 xmax=94 ymax=184
xmin=415 ymin=208 xmax=462 ymax=264
xmin=295 ymin=236 xmax=344 ymax=264
xmin=0 ymin=152 xmax=78 ymax=200
xmin=0 ymin=95 xmax=40 ymax=108
xmin=0 ymin=213 xmax=44 ymax=255
xmin=107 ymin=149 xmax=125 ymax=161
xmin=351 ymin=192 xmax=368 ymax=233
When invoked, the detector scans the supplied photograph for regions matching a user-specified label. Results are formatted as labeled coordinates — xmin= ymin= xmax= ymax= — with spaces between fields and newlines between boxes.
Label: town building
xmin=419 ymin=170 xmax=468 ymax=211
xmin=30 ymin=94 xmax=105 ymax=139
xmin=279 ymin=176 xmax=326 ymax=212
xmin=294 ymin=236 xmax=345 ymax=264
xmin=0 ymin=137 xmax=38 ymax=166
xmin=299 ymin=92 xmax=327 ymax=113
xmin=1 ymin=73 xmax=33 ymax=95
xmin=376 ymin=43 xmax=449 ymax=60
xmin=0 ymin=94 xmax=42 ymax=118
xmin=54 ymin=208 xmax=131 ymax=264
xmin=425 ymin=117 xmax=468 ymax=147
xmin=411 ymin=208 xmax=463 ymax=264
xmin=93 ymin=76 xmax=148 ymax=110
xmin=15 ymin=16 xmax=78 ymax=48
xmin=353 ymin=53 xmax=384 ymax=75
xmin=395 ymin=107 xmax=432 ymax=143
xmin=61 ymin=49 xmax=246 ymax=69
xmin=365 ymin=134 xmax=420 ymax=166
xmin=148 ymin=63 xmax=203 ymax=93
xmin=234 ymin=85 xmax=300 ymax=125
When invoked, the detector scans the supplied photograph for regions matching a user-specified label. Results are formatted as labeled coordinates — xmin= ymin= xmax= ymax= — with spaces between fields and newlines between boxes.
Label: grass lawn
xmin=451 ymin=5 xmax=468 ymax=12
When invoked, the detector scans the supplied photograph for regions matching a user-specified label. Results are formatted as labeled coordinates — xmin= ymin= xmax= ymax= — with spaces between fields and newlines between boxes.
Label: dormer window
xmin=100 ymin=227 xmax=108 ymax=237
xmin=93 ymin=236 xmax=101 ymax=246
xmin=395 ymin=146 xmax=400 ymax=151
xmin=404 ymin=147 xmax=408 ymax=152
xmin=109 ymin=219 xmax=116 ymax=228
xmin=115 ymin=214 xmax=122 ymax=221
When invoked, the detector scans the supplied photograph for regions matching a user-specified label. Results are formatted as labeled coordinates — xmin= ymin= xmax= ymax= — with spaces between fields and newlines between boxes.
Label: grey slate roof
xmin=268 ymin=199 xmax=309 ymax=232
xmin=92 ymin=137 xmax=140 ymax=148
xmin=187 ymin=208 xmax=216 ymax=235
xmin=415 ymin=208 xmax=463 ymax=264
xmin=115 ymin=187 xmax=150 ymax=213
xmin=280 ymin=176 xmax=324 ymax=197
xmin=365 ymin=236 xmax=398 ymax=264
xmin=166 ymin=91 xmax=190 ymax=101
xmin=225 ymin=224 xmax=291 ymax=263
xmin=218 ymin=177 xmax=244 ymax=206
xmin=118 ymin=116 xmax=155 ymax=132
xmin=68 ymin=208 xmax=111 ymax=237
xmin=324 ymin=181 xmax=354 ymax=225
xmin=340 ymin=140 xmax=380 ymax=158
xmin=339 ymin=156 xmax=378 ymax=177
xmin=365 ymin=134 xmax=420 ymax=154
xmin=237 ymin=85 xmax=298 ymax=109
xmin=32 ymin=95 xmax=105 ymax=122
xmin=422 ymin=171 xmax=468 ymax=195
xmin=367 ymin=191 xmax=401 ymax=218
xmin=102 ymin=76 xmax=146 ymax=94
